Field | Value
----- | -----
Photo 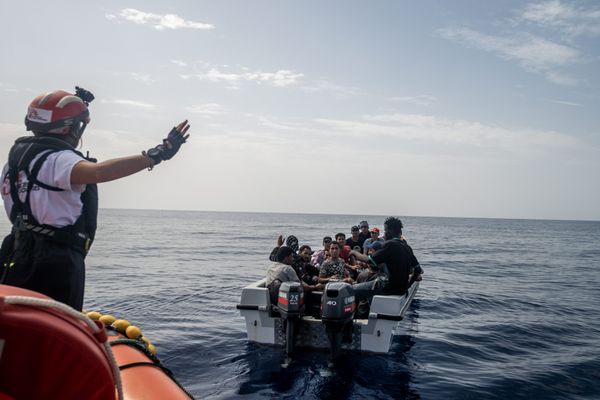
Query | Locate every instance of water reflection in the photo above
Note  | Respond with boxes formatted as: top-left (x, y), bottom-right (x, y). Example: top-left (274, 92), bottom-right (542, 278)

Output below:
top-left (236, 329), bottom-right (420, 399)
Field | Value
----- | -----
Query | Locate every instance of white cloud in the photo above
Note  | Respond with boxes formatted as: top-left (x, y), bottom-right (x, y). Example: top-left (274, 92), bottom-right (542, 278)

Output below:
top-left (438, 27), bottom-right (580, 85)
top-left (108, 8), bottom-right (215, 31)
top-left (171, 60), bottom-right (188, 67)
top-left (185, 103), bottom-right (226, 116)
top-left (301, 80), bottom-right (359, 99)
top-left (130, 73), bottom-right (154, 84)
top-left (184, 66), bottom-right (303, 88)
top-left (103, 99), bottom-right (157, 109)
top-left (548, 99), bottom-right (581, 107)
top-left (520, 0), bottom-right (600, 38)
top-left (390, 95), bottom-right (437, 106)
top-left (315, 113), bottom-right (580, 151)
top-left (439, 28), bottom-right (579, 69)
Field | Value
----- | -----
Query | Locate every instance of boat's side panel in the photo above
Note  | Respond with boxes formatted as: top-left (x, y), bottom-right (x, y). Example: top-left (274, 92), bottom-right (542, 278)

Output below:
top-left (238, 279), bottom-right (276, 344)
top-left (360, 283), bottom-right (420, 353)
top-left (240, 309), bottom-right (276, 344)
top-left (360, 319), bottom-right (397, 353)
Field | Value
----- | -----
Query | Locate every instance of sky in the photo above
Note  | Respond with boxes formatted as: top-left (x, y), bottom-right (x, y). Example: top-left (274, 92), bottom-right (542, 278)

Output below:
top-left (0, 0), bottom-right (599, 221)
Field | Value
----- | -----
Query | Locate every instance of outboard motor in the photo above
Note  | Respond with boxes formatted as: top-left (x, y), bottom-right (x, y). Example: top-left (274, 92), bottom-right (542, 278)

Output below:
top-left (275, 281), bottom-right (305, 354)
top-left (321, 282), bottom-right (355, 359)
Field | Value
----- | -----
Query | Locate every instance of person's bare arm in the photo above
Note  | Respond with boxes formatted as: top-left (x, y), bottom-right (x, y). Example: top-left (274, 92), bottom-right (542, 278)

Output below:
top-left (71, 155), bottom-right (153, 184)
top-left (71, 120), bottom-right (190, 185)
top-left (350, 250), bottom-right (369, 263)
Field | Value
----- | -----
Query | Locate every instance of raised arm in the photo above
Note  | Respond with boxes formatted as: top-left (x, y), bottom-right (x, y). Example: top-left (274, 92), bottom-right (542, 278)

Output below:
top-left (71, 120), bottom-right (190, 185)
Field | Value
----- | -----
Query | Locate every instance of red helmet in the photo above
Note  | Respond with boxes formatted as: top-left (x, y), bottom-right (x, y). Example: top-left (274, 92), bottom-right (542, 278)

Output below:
top-left (25, 89), bottom-right (91, 135)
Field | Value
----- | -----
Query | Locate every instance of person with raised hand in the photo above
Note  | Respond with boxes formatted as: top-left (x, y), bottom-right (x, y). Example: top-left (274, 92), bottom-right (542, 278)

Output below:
top-left (0, 87), bottom-right (190, 310)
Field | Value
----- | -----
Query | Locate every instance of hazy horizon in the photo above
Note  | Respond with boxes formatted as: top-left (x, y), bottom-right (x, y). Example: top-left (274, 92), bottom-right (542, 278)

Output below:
top-left (1, 1), bottom-right (598, 221)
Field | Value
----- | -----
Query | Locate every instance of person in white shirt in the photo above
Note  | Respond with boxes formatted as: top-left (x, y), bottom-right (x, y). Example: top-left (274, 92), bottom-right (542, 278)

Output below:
top-left (0, 87), bottom-right (190, 310)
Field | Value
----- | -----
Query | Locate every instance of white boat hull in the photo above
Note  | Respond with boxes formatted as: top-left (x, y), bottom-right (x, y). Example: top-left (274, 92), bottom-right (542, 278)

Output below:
top-left (237, 279), bottom-right (419, 353)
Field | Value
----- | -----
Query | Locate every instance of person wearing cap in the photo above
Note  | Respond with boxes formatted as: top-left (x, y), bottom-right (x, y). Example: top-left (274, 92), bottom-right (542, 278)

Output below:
top-left (354, 240), bottom-right (387, 318)
top-left (0, 87), bottom-right (190, 310)
top-left (362, 227), bottom-right (385, 255)
top-left (345, 225), bottom-right (363, 253)
top-left (310, 236), bottom-right (332, 269)
top-left (358, 221), bottom-right (370, 246)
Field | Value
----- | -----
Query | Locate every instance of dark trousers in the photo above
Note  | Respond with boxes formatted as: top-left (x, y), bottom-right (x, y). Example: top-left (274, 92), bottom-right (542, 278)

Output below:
top-left (1, 234), bottom-right (85, 310)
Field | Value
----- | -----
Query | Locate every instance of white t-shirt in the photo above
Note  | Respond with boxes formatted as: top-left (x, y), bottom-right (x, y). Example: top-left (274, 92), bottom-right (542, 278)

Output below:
top-left (1, 150), bottom-right (86, 227)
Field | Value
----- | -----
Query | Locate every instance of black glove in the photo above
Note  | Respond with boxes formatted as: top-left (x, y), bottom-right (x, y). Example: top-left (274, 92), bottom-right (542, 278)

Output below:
top-left (146, 128), bottom-right (188, 165)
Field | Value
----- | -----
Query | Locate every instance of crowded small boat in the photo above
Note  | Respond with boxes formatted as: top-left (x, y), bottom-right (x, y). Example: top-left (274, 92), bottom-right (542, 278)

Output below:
top-left (237, 218), bottom-right (423, 357)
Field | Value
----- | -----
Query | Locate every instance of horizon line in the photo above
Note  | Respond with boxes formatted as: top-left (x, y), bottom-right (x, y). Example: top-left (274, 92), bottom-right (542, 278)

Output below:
top-left (96, 206), bottom-right (600, 224)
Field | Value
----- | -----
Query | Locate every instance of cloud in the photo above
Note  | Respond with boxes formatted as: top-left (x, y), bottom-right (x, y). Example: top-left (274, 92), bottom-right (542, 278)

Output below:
top-left (107, 8), bottom-right (215, 31)
top-left (171, 60), bottom-right (188, 67)
top-left (301, 80), bottom-right (359, 99)
top-left (103, 99), bottom-right (157, 109)
top-left (186, 103), bottom-right (226, 116)
top-left (182, 65), bottom-right (304, 88)
top-left (315, 113), bottom-right (580, 151)
top-left (519, 0), bottom-right (600, 38)
top-left (548, 99), bottom-right (581, 107)
top-left (438, 27), bottom-right (580, 85)
top-left (130, 73), bottom-right (154, 84)
top-left (436, 1), bottom-right (600, 86)
top-left (390, 95), bottom-right (437, 106)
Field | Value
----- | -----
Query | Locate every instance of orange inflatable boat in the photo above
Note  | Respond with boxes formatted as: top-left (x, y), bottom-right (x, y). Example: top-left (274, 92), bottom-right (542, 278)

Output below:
top-left (0, 285), bottom-right (193, 400)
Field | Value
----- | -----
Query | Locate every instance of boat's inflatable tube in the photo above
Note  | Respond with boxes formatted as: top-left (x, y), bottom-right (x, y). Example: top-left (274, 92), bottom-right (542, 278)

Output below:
top-left (108, 333), bottom-right (191, 400)
top-left (0, 284), bottom-right (192, 400)
top-left (0, 285), bottom-right (116, 400)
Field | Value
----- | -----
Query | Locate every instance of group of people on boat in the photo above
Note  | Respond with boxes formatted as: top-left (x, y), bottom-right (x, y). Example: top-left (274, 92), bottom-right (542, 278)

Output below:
top-left (265, 218), bottom-right (423, 318)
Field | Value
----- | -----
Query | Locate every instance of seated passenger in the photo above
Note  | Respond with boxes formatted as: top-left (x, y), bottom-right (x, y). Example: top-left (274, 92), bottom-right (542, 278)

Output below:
top-left (269, 235), bottom-right (319, 285)
top-left (362, 227), bottom-right (385, 255)
top-left (298, 245), bottom-right (320, 283)
top-left (345, 226), bottom-right (363, 253)
top-left (319, 242), bottom-right (353, 284)
top-left (266, 246), bottom-right (323, 306)
top-left (311, 236), bottom-right (332, 269)
top-left (335, 232), bottom-right (352, 262)
top-left (354, 241), bottom-right (386, 318)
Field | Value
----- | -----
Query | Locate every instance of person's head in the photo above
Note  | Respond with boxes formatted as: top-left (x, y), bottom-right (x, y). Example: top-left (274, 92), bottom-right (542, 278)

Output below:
top-left (329, 241), bottom-right (340, 259)
top-left (285, 235), bottom-right (299, 253)
top-left (359, 221), bottom-right (369, 235)
top-left (367, 240), bottom-right (383, 255)
top-left (370, 227), bottom-right (380, 240)
top-left (298, 245), bottom-right (312, 261)
top-left (383, 217), bottom-right (403, 240)
top-left (322, 236), bottom-right (332, 250)
top-left (276, 246), bottom-right (295, 264)
top-left (25, 87), bottom-right (94, 148)
top-left (335, 233), bottom-right (345, 247)
top-left (351, 225), bottom-right (359, 239)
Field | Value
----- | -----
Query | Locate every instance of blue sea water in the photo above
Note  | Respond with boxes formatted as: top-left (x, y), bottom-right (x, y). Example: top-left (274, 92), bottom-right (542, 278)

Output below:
top-left (2, 210), bottom-right (599, 399)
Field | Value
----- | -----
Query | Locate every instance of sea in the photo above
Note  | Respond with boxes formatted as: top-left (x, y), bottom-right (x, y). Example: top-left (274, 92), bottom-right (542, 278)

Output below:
top-left (2, 209), bottom-right (599, 399)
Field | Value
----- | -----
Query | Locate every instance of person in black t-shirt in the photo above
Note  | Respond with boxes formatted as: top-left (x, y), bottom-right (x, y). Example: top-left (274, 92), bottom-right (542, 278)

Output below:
top-left (350, 216), bottom-right (423, 297)
top-left (345, 225), bottom-right (363, 253)
top-left (358, 220), bottom-right (370, 246)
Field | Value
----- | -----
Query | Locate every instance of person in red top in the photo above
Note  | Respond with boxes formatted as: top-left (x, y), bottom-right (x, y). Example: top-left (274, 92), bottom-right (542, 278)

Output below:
top-left (335, 232), bottom-right (352, 262)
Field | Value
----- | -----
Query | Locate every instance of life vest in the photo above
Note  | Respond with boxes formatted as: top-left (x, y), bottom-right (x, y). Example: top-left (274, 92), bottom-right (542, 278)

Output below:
top-left (3, 136), bottom-right (98, 255)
